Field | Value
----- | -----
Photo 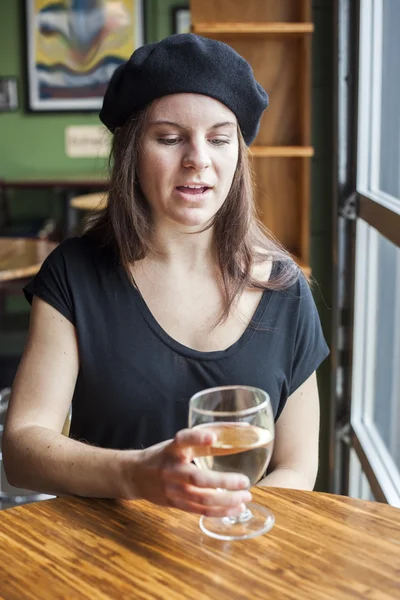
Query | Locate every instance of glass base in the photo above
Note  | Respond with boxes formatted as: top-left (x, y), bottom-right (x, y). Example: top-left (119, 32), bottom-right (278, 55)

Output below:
top-left (199, 502), bottom-right (275, 541)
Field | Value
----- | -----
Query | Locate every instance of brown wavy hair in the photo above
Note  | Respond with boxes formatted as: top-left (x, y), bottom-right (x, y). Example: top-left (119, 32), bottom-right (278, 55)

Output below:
top-left (85, 103), bottom-right (301, 324)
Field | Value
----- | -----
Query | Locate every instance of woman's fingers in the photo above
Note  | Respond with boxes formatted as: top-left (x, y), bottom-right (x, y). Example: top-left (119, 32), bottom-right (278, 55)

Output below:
top-left (171, 428), bottom-right (216, 458)
top-left (170, 496), bottom-right (248, 518)
top-left (166, 482), bottom-right (252, 508)
top-left (174, 427), bottom-right (215, 445)
top-left (168, 427), bottom-right (219, 462)
top-left (163, 463), bottom-right (250, 490)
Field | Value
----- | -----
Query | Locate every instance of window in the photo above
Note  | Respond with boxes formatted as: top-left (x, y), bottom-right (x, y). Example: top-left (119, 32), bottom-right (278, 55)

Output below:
top-left (358, 0), bottom-right (400, 213)
top-left (352, 220), bottom-right (400, 506)
top-left (349, 449), bottom-right (376, 502)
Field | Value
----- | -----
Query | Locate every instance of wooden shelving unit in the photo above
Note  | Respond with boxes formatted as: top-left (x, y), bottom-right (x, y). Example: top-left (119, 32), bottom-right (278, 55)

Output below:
top-left (190, 0), bottom-right (314, 272)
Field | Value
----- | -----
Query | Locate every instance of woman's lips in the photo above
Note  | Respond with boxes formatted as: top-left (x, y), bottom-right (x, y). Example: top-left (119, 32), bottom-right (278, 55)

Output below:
top-left (175, 186), bottom-right (212, 202)
top-left (176, 186), bottom-right (210, 195)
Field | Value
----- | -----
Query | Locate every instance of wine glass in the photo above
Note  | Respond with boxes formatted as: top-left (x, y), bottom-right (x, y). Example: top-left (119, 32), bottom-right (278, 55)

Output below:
top-left (189, 385), bottom-right (275, 541)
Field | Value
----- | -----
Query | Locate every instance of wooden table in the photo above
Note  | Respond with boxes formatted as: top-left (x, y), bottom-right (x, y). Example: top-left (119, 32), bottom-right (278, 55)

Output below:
top-left (69, 192), bottom-right (108, 211)
top-left (0, 488), bottom-right (399, 599)
top-left (0, 238), bottom-right (57, 282)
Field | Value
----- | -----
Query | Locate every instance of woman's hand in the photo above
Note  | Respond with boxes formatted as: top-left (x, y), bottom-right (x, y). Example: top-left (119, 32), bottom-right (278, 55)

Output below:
top-left (125, 428), bottom-right (252, 517)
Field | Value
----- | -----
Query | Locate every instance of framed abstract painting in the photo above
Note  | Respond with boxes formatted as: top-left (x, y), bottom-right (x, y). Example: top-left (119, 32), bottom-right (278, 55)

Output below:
top-left (25, 0), bottom-right (145, 112)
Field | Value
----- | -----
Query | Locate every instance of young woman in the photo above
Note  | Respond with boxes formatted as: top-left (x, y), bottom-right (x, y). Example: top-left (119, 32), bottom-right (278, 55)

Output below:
top-left (3, 34), bottom-right (329, 518)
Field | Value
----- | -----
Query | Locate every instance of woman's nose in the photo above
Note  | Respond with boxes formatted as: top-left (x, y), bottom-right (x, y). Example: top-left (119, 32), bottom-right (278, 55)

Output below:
top-left (182, 141), bottom-right (211, 170)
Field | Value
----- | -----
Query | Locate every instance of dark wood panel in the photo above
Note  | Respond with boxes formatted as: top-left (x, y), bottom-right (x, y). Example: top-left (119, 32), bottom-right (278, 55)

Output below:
top-left (252, 157), bottom-right (303, 256)
top-left (359, 194), bottom-right (400, 248)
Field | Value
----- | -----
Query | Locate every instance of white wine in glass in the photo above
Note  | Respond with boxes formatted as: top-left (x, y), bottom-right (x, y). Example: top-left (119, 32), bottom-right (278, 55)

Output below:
top-left (189, 385), bottom-right (275, 541)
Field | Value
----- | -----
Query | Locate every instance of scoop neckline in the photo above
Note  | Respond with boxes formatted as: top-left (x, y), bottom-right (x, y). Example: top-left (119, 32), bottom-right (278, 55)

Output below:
top-left (126, 262), bottom-right (279, 362)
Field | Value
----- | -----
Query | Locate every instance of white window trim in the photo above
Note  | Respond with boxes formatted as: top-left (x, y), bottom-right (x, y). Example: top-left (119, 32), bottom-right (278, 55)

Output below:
top-left (351, 219), bottom-right (400, 507)
top-left (391, 257), bottom-right (400, 458)
top-left (369, 0), bottom-right (383, 193)
top-left (363, 420), bottom-right (400, 493)
top-left (357, 0), bottom-right (374, 192)
top-left (352, 420), bottom-right (400, 507)
top-left (357, 0), bottom-right (400, 211)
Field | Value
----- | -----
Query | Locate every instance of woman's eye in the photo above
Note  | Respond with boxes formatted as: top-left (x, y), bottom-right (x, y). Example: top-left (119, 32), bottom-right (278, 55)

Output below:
top-left (210, 138), bottom-right (229, 146)
top-left (157, 137), bottom-right (229, 146)
top-left (158, 138), bottom-right (180, 145)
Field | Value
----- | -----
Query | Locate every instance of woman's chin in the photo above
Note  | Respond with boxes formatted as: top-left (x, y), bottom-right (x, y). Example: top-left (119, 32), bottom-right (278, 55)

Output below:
top-left (170, 209), bottom-right (214, 229)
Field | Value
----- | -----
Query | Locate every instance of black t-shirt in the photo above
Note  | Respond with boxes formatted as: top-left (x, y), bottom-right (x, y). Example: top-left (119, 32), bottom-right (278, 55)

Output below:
top-left (24, 236), bottom-right (329, 451)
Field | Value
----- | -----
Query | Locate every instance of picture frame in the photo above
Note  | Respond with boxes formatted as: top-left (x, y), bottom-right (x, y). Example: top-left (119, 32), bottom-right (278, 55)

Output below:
top-left (24, 0), bottom-right (145, 113)
top-left (0, 77), bottom-right (19, 112)
top-left (171, 6), bottom-right (191, 35)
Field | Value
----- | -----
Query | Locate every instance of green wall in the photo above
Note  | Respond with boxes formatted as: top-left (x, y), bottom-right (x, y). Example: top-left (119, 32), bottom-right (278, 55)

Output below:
top-left (0, 1), bottom-right (100, 179)
top-left (147, 0), bottom-right (188, 41)
top-left (0, 0), bottom-right (188, 221)
top-left (0, 0), bottom-right (187, 180)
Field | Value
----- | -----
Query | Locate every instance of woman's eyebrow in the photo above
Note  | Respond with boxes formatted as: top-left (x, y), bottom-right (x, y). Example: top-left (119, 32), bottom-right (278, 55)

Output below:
top-left (148, 120), bottom-right (236, 131)
top-left (148, 120), bottom-right (187, 129)
top-left (208, 121), bottom-right (236, 131)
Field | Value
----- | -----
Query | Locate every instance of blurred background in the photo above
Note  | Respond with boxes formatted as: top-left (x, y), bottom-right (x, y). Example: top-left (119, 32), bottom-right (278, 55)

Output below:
top-left (0, 0), bottom-right (399, 509)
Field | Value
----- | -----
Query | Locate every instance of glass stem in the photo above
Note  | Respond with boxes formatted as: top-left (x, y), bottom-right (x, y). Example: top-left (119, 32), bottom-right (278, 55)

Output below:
top-left (226, 507), bottom-right (253, 524)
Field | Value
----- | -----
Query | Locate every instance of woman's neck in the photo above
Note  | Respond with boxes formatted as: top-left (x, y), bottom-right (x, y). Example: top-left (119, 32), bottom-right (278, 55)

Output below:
top-left (146, 221), bottom-right (217, 271)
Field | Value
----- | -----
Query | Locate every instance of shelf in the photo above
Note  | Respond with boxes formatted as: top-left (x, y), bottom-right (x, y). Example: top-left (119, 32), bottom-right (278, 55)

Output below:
top-left (191, 0), bottom-right (314, 273)
top-left (250, 147), bottom-right (314, 158)
top-left (193, 22), bottom-right (314, 36)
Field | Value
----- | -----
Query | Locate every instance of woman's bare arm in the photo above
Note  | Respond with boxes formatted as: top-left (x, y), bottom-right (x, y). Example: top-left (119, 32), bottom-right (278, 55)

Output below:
top-left (259, 371), bottom-right (320, 490)
top-left (2, 296), bottom-right (131, 498)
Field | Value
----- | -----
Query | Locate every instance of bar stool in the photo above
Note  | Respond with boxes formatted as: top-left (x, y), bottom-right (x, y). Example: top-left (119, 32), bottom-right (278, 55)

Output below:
top-left (69, 192), bottom-right (107, 212)
top-left (67, 193), bottom-right (108, 236)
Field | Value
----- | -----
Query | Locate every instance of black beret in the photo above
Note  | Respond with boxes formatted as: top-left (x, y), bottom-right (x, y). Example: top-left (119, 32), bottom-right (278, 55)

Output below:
top-left (99, 33), bottom-right (269, 146)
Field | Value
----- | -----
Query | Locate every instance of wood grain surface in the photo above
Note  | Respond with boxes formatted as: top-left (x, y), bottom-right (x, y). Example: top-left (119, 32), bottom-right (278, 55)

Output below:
top-left (0, 239), bottom-right (57, 282)
top-left (193, 23), bottom-right (314, 35)
top-left (190, 0), bottom-right (304, 23)
top-left (0, 487), bottom-right (399, 600)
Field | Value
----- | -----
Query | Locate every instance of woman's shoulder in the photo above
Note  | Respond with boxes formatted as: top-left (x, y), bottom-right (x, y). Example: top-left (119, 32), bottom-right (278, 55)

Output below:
top-left (251, 253), bottom-right (273, 283)
top-left (251, 247), bottom-right (303, 293)
top-left (45, 234), bottom-right (113, 266)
